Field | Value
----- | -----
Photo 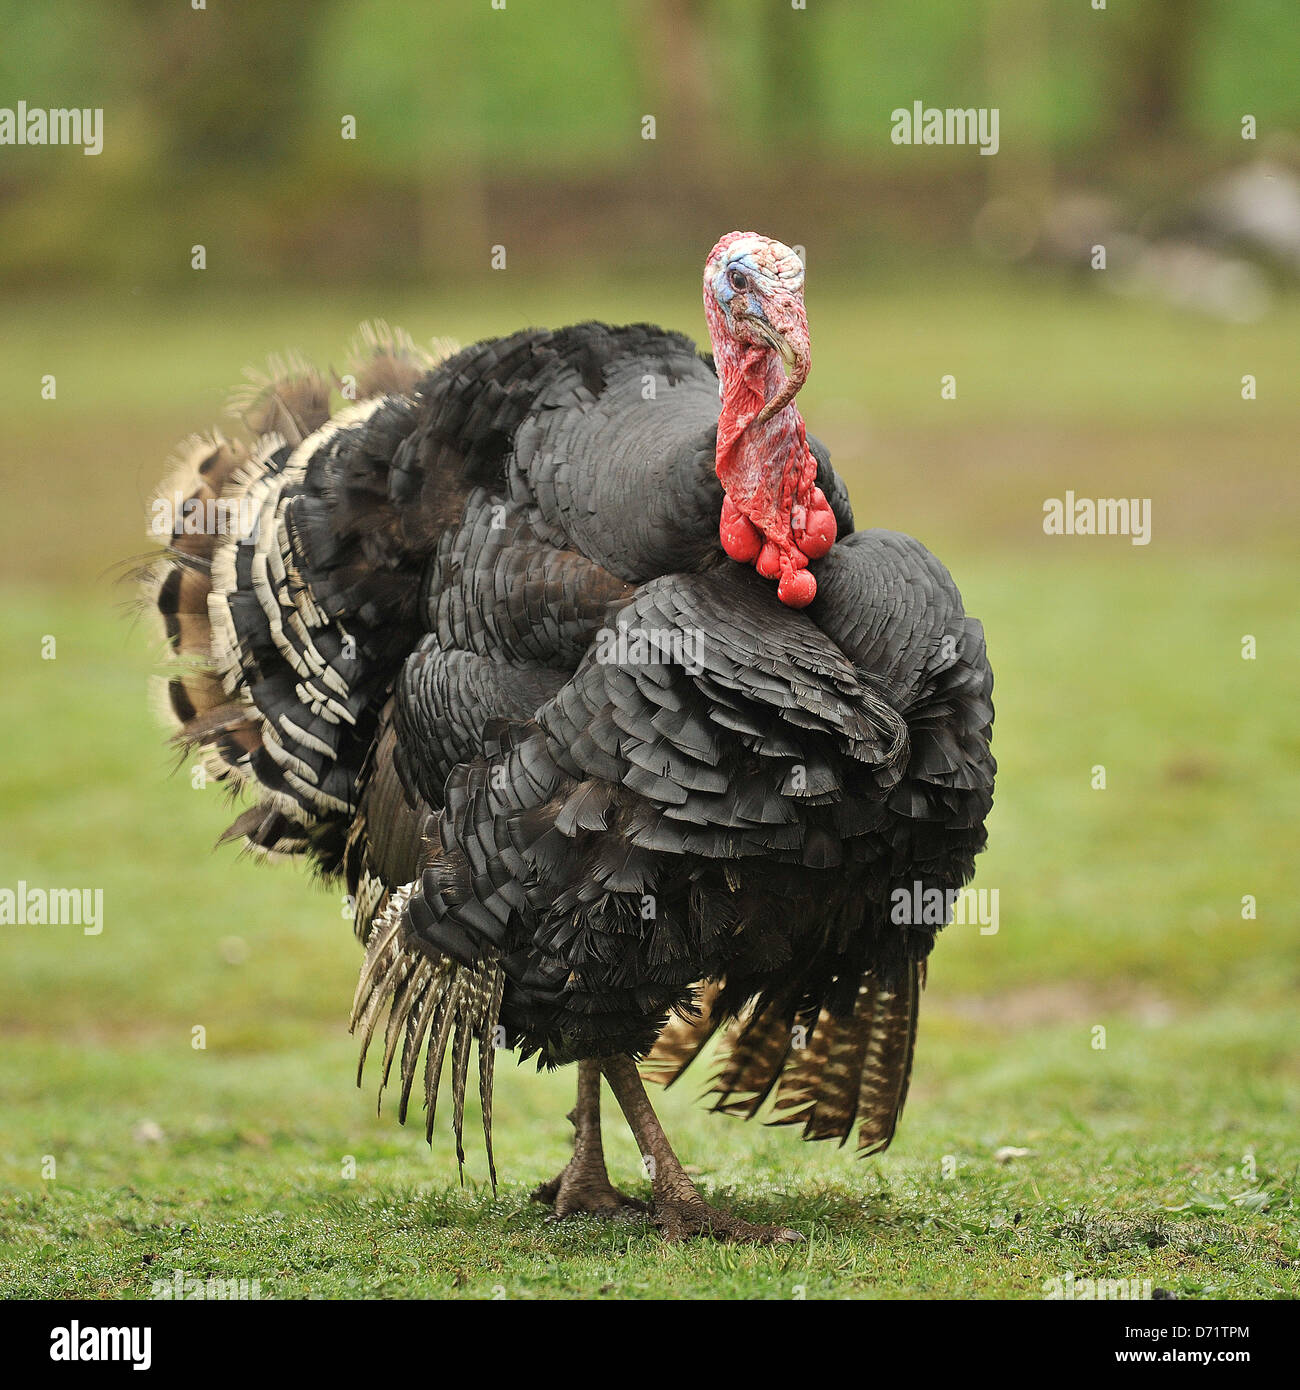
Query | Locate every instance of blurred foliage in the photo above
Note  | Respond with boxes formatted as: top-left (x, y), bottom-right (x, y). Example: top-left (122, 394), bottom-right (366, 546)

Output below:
top-left (0, 0), bottom-right (1297, 287)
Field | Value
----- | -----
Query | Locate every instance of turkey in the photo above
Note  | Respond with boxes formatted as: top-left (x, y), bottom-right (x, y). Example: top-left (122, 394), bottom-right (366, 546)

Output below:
top-left (140, 232), bottom-right (995, 1243)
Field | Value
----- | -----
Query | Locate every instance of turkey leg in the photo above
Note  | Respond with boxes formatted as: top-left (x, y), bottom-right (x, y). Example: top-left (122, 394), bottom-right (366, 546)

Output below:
top-left (531, 1058), bottom-right (647, 1219)
top-left (600, 1054), bottom-right (803, 1244)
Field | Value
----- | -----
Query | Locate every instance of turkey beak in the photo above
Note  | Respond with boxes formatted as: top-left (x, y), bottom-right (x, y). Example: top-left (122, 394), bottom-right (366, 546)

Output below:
top-left (748, 294), bottom-right (811, 424)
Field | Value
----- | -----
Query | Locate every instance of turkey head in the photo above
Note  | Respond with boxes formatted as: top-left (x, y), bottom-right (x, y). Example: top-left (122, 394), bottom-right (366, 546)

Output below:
top-left (703, 230), bottom-right (837, 609)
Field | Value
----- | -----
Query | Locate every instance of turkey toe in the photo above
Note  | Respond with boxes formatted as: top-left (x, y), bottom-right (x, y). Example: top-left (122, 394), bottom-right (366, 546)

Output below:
top-left (651, 1197), bottom-right (803, 1245)
top-left (532, 1166), bottom-right (648, 1220)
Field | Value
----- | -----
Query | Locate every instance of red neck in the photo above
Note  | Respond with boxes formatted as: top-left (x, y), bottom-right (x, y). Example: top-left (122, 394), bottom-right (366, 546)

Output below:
top-left (716, 348), bottom-right (816, 534)
top-left (710, 334), bottom-right (836, 607)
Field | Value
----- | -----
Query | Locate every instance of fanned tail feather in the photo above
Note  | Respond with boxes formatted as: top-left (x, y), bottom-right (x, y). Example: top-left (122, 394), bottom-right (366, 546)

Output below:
top-left (140, 329), bottom-right (458, 871)
top-left (341, 320), bottom-right (458, 401)
top-left (227, 353), bottom-right (331, 445)
top-left (141, 433), bottom-right (250, 736)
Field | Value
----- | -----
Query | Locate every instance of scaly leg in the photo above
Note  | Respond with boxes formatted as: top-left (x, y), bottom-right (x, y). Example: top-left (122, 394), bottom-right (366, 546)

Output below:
top-left (531, 1058), bottom-right (647, 1219)
top-left (600, 1054), bottom-right (803, 1244)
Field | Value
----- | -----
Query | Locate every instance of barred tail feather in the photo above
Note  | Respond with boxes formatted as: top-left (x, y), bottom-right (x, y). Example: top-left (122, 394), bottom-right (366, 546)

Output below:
top-left (706, 997), bottom-right (797, 1120)
top-left (142, 433), bottom-right (249, 735)
top-left (769, 962), bottom-right (922, 1153)
top-left (637, 979), bottom-right (723, 1087)
top-left (140, 330), bottom-right (459, 872)
top-left (642, 962), bottom-right (923, 1155)
top-left (850, 963), bottom-right (921, 1155)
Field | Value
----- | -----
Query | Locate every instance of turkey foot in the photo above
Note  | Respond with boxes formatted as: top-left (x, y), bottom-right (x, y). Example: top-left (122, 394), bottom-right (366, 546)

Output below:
top-left (650, 1194), bottom-right (802, 1245)
top-left (532, 1059), bottom-right (647, 1220)
top-left (531, 1164), bottom-right (647, 1220)
top-left (601, 1054), bottom-right (803, 1245)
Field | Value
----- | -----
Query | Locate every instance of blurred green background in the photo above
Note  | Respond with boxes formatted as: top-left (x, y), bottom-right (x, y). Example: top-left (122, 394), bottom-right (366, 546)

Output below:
top-left (2, 0), bottom-right (1300, 291)
top-left (0, 1), bottom-right (1296, 1298)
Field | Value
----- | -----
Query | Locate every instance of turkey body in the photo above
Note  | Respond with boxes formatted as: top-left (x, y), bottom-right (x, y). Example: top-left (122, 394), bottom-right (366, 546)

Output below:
top-left (146, 317), bottom-right (994, 1188)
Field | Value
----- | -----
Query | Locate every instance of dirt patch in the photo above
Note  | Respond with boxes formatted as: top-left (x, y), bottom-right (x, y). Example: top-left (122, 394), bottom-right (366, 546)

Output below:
top-left (933, 982), bottom-right (1177, 1029)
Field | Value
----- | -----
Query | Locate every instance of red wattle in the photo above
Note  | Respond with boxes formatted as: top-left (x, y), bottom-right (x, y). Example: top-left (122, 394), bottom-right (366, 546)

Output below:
top-left (796, 500), bottom-right (837, 560)
top-left (778, 568), bottom-right (817, 607)
top-left (719, 502), bottom-right (763, 563)
top-left (755, 541), bottom-right (782, 579)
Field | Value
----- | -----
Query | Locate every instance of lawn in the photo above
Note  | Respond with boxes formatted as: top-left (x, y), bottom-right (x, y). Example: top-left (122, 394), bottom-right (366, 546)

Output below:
top-left (0, 276), bottom-right (1296, 1298)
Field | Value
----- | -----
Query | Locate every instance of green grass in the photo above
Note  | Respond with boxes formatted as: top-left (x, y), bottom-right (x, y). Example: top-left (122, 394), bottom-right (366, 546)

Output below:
top-left (0, 279), bottom-right (1297, 1298)
top-left (1, 1016), bottom-right (1296, 1300)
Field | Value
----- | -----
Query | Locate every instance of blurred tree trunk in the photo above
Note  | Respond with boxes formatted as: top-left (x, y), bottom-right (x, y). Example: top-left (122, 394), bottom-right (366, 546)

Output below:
top-left (418, 55), bottom-right (489, 281)
top-left (759, 0), bottom-right (819, 158)
top-left (637, 0), bottom-right (719, 193)
top-left (1121, 0), bottom-right (1202, 139)
top-left (985, 0), bottom-right (1053, 208)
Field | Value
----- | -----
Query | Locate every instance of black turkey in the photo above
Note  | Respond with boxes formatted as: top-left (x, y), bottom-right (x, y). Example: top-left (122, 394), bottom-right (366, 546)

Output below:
top-left (141, 232), bottom-right (995, 1242)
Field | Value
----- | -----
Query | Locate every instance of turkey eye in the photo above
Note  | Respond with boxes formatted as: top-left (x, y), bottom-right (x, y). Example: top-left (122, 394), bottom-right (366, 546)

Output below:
top-left (728, 269), bottom-right (749, 293)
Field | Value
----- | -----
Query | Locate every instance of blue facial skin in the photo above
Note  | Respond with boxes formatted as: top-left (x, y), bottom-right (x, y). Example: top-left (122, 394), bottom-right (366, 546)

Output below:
top-left (714, 255), bottom-right (768, 326)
